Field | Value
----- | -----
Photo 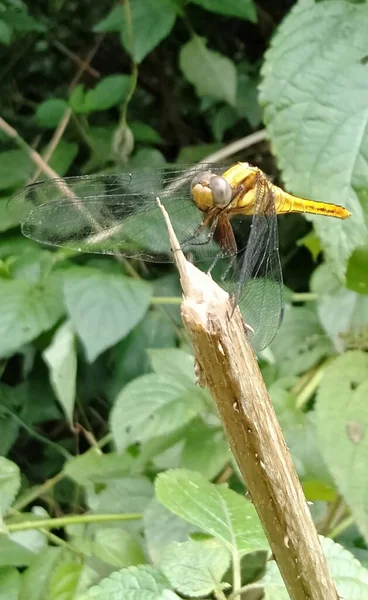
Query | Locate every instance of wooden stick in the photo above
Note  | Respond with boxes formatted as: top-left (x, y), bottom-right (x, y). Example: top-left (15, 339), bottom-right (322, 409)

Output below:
top-left (156, 197), bottom-right (339, 600)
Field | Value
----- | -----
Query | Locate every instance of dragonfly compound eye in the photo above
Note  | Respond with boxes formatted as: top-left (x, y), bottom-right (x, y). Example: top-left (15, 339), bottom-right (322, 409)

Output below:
top-left (191, 170), bottom-right (213, 189)
top-left (209, 176), bottom-right (232, 208)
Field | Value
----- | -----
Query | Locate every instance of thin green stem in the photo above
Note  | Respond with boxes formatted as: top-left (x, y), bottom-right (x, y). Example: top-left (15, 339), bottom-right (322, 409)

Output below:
top-left (7, 512), bottom-right (142, 533)
top-left (120, 0), bottom-right (138, 128)
top-left (231, 551), bottom-right (241, 600)
top-left (12, 472), bottom-right (65, 512)
top-left (329, 515), bottom-right (353, 540)
top-left (229, 582), bottom-right (264, 600)
top-left (291, 292), bottom-right (318, 303)
top-left (214, 589), bottom-right (228, 600)
top-left (151, 296), bottom-right (182, 305)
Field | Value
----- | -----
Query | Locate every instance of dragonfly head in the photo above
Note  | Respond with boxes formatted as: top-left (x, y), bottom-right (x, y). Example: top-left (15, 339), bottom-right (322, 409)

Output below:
top-left (191, 171), bottom-right (232, 212)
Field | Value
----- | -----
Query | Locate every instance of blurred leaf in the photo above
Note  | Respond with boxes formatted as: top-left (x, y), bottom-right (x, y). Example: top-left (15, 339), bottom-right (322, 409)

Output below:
top-left (35, 99), bottom-right (68, 128)
top-left (236, 73), bottom-right (262, 128)
top-left (0, 150), bottom-right (33, 191)
top-left (92, 528), bottom-right (145, 568)
top-left (0, 21), bottom-right (12, 45)
top-left (191, 0), bottom-right (256, 22)
top-left (81, 126), bottom-right (115, 173)
top-left (110, 371), bottom-right (205, 453)
top-left (78, 565), bottom-right (179, 600)
top-left (87, 475), bottom-right (153, 516)
top-left (1, 7), bottom-right (44, 34)
top-left (180, 36), bottom-right (237, 106)
top-left (42, 321), bottom-right (77, 426)
top-left (19, 547), bottom-right (62, 600)
top-left (49, 562), bottom-right (83, 600)
top-left (0, 196), bottom-right (19, 232)
top-left (46, 140), bottom-right (78, 176)
top-left (160, 538), bottom-right (231, 597)
top-left (297, 231), bottom-right (322, 261)
top-left (156, 469), bottom-right (269, 556)
top-left (0, 533), bottom-right (39, 567)
top-left (64, 450), bottom-right (137, 486)
top-left (63, 268), bottom-right (152, 362)
top-left (260, 0), bottom-right (368, 279)
top-left (149, 348), bottom-right (196, 382)
top-left (85, 75), bottom-right (131, 112)
top-left (0, 275), bottom-right (64, 358)
top-left (144, 499), bottom-right (195, 564)
top-left (176, 143), bottom-right (222, 163)
top-left (311, 263), bottom-right (368, 351)
top-left (346, 245), bottom-right (368, 294)
top-left (0, 567), bottom-right (20, 600)
top-left (211, 105), bottom-right (239, 141)
top-left (128, 147), bottom-right (166, 169)
top-left (0, 457), bottom-right (20, 515)
top-left (94, 2), bottom-right (177, 64)
top-left (130, 122), bottom-right (163, 144)
top-left (261, 536), bottom-right (368, 599)
top-left (316, 351), bottom-right (368, 540)
top-left (180, 420), bottom-right (231, 480)
top-left (270, 305), bottom-right (332, 375)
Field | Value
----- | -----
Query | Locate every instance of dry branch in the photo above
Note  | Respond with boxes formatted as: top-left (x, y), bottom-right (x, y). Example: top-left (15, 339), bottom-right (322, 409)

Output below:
top-left (156, 197), bottom-right (339, 600)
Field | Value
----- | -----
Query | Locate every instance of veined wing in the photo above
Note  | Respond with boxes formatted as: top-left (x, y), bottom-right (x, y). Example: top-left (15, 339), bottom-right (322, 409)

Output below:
top-left (229, 173), bottom-right (284, 351)
top-left (7, 164), bottom-right (228, 262)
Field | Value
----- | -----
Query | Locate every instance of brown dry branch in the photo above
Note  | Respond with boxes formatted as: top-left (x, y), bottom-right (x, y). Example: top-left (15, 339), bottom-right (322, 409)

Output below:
top-left (156, 197), bottom-right (339, 600)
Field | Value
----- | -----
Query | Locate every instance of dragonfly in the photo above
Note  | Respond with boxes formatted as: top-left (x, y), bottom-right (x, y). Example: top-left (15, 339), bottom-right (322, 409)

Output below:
top-left (8, 162), bottom-right (351, 350)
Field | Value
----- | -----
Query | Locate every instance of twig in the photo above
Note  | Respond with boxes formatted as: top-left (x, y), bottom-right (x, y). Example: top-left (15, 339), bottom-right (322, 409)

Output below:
top-left (156, 197), bottom-right (339, 600)
top-left (53, 39), bottom-right (100, 79)
top-left (6, 512), bottom-right (142, 532)
top-left (201, 129), bottom-right (267, 163)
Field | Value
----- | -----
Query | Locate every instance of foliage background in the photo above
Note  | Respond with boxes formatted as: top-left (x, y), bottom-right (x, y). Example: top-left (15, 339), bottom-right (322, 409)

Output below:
top-left (1, 0), bottom-right (368, 598)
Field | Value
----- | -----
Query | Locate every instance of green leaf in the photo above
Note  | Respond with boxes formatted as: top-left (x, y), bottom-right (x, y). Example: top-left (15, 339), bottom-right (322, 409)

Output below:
top-left (64, 450), bottom-right (137, 486)
top-left (270, 305), bottom-right (332, 375)
top-left (92, 528), bottom-right (145, 568)
top-left (78, 565), bottom-right (179, 600)
top-left (346, 245), bottom-right (368, 294)
top-left (0, 534), bottom-right (39, 567)
top-left (0, 150), bottom-right (33, 191)
top-left (311, 263), bottom-right (368, 351)
top-left (63, 268), bottom-right (152, 362)
top-left (180, 36), bottom-right (237, 106)
top-left (0, 567), bottom-right (20, 600)
top-left (35, 99), bottom-right (69, 128)
top-left (144, 499), bottom-right (195, 563)
top-left (211, 105), bottom-right (239, 142)
top-left (49, 562), bottom-right (83, 600)
top-left (0, 196), bottom-right (19, 232)
top-left (260, 0), bottom-right (368, 279)
top-left (0, 21), bottom-right (12, 45)
top-left (0, 275), bottom-right (65, 358)
top-left (181, 420), bottom-right (231, 480)
top-left (93, 5), bottom-right (123, 32)
top-left (176, 143), bottom-right (222, 164)
top-left (19, 547), bottom-right (63, 600)
top-left (191, 0), bottom-right (256, 22)
top-left (236, 72), bottom-right (262, 128)
top-left (261, 536), bottom-right (368, 599)
top-left (42, 321), bottom-right (77, 426)
top-left (85, 75), bottom-right (132, 112)
top-left (160, 538), bottom-right (230, 597)
top-left (316, 351), bottom-right (368, 540)
top-left (0, 457), bottom-right (20, 515)
top-left (111, 371), bottom-right (205, 453)
top-left (87, 475), bottom-right (153, 516)
top-left (47, 140), bottom-right (78, 176)
top-left (128, 147), bottom-right (166, 169)
top-left (156, 469), bottom-right (269, 556)
top-left (130, 122), bottom-right (163, 144)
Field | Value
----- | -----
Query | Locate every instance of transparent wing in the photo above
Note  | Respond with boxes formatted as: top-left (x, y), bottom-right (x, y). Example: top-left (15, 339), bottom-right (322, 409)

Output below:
top-left (7, 164), bottom-right (228, 262)
top-left (227, 175), bottom-right (284, 351)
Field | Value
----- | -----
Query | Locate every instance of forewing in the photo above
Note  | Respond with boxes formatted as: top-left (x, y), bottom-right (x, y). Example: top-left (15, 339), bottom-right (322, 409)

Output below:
top-left (229, 175), bottom-right (284, 350)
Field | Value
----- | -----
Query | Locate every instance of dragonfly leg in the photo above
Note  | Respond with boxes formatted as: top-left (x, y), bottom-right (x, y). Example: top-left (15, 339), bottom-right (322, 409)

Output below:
top-left (181, 212), bottom-right (218, 248)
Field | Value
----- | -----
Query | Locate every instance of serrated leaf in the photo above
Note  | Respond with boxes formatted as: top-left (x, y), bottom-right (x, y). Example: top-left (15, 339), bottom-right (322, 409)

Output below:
top-left (64, 450), bottom-right (136, 486)
top-left (43, 321), bottom-right (77, 425)
top-left (316, 351), bottom-right (368, 540)
top-left (0, 275), bottom-right (65, 358)
top-left (180, 36), bottom-right (237, 106)
top-left (191, 0), bottom-right (257, 22)
top-left (261, 536), bottom-right (368, 599)
top-left (181, 420), bottom-right (231, 480)
top-left (311, 263), bottom-right (368, 351)
top-left (0, 457), bottom-right (20, 515)
top-left (0, 567), bottom-right (20, 600)
top-left (160, 538), bottom-right (230, 597)
top-left (156, 469), bottom-right (269, 556)
top-left (78, 565), bottom-right (179, 600)
top-left (49, 562), bottom-right (83, 600)
top-left (270, 305), bottom-right (332, 375)
top-left (19, 547), bottom-right (62, 600)
top-left (92, 528), bottom-right (145, 568)
top-left (110, 372), bottom-right (204, 453)
top-left (260, 0), bottom-right (368, 279)
top-left (35, 99), bottom-right (69, 128)
top-left (63, 268), bottom-right (152, 362)
top-left (144, 499), bottom-right (195, 564)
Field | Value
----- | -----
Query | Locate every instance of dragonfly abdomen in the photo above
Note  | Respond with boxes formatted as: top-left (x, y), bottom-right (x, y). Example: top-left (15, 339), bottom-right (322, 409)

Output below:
top-left (275, 189), bottom-right (351, 220)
